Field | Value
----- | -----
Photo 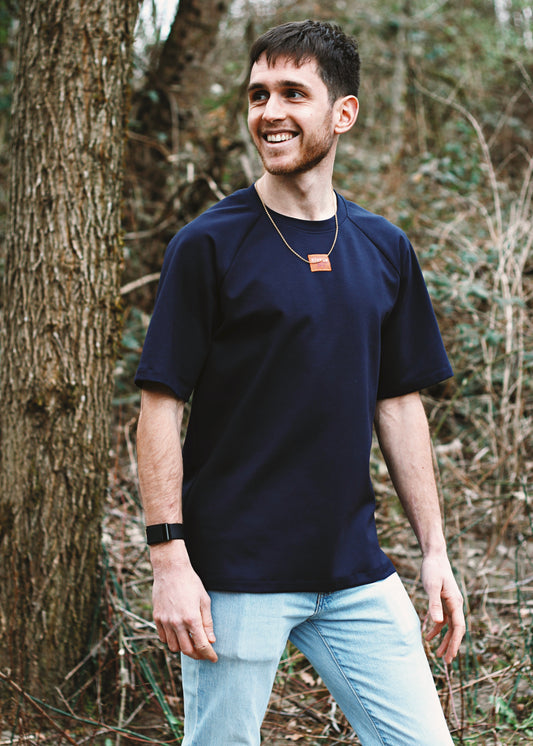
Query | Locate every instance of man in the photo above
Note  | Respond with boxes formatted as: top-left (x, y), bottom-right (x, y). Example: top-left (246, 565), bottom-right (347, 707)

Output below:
top-left (135, 19), bottom-right (465, 745)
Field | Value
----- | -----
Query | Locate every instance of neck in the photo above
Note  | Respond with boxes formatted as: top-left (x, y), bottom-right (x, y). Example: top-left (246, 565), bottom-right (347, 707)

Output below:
top-left (256, 172), bottom-right (336, 221)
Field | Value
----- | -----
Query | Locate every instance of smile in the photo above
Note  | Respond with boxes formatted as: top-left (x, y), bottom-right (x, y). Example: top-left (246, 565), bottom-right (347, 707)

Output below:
top-left (264, 132), bottom-right (296, 143)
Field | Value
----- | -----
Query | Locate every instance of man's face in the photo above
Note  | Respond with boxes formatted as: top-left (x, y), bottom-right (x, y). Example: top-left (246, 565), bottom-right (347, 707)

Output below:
top-left (247, 54), bottom-right (338, 176)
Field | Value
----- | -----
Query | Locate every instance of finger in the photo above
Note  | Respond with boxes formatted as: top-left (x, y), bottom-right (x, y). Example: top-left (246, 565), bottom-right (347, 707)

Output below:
top-left (427, 589), bottom-right (444, 625)
top-left (436, 624), bottom-right (453, 658)
top-left (425, 617), bottom-right (445, 643)
top-left (442, 615), bottom-right (466, 663)
top-left (424, 588), bottom-right (445, 642)
top-left (176, 627), bottom-right (199, 659)
top-left (177, 626), bottom-right (218, 662)
top-left (433, 615), bottom-right (465, 663)
top-left (200, 597), bottom-right (216, 644)
top-left (190, 630), bottom-right (218, 662)
top-left (159, 623), bottom-right (182, 653)
top-left (188, 623), bottom-right (218, 662)
top-left (443, 637), bottom-right (461, 664)
top-left (437, 596), bottom-right (465, 661)
top-left (155, 620), bottom-right (166, 645)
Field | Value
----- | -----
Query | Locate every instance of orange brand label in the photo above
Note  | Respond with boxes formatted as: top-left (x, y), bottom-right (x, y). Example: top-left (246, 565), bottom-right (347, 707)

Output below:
top-left (308, 254), bottom-right (332, 272)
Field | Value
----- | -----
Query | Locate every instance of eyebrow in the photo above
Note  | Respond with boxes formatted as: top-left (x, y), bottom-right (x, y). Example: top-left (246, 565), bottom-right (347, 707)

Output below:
top-left (247, 79), bottom-right (313, 94)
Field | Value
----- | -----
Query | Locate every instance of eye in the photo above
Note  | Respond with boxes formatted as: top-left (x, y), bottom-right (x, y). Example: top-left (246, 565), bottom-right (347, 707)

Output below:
top-left (285, 89), bottom-right (305, 100)
top-left (249, 90), bottom-right (268, 104)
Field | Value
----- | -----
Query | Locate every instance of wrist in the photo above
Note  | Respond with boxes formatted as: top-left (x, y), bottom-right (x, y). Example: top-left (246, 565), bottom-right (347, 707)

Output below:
top-left (421, 539), bottom-right (448, 558)
top-left (149, 538), bottom-right (191, 569)
top-left (417, 525), bottom-right (447, 557)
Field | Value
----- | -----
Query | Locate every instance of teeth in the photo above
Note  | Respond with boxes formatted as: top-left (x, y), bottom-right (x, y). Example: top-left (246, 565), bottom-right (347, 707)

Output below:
top-left (265, 133), bottom-right (294, 143)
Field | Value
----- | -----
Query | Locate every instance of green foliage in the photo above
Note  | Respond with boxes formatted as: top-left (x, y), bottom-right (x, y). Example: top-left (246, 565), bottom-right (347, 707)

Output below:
top-left (81, 0), bottom-right (533, 737)
top-left (494, 695), bottom-right (533, 736)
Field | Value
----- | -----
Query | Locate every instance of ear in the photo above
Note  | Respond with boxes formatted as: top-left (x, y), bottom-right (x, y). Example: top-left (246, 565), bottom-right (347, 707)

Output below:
top-left (333, 95), bottom-right (359, 134)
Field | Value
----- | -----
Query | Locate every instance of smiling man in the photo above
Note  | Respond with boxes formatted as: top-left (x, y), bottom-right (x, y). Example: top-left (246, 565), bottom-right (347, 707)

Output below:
top-left (248, 56), bottom-right (345, 176)
top-left (135, 20), bottom-right (465, 745)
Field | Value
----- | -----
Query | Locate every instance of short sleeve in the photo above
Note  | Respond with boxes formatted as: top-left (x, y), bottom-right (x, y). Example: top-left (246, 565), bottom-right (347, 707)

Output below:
top-left (377, 238), bottom-right (452, 399)
top-left (134, 228), bottom-right (220, 400)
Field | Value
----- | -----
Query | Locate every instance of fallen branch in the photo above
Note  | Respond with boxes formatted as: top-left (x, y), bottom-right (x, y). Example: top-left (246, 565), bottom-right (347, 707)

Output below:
top-left (0, 670), bottom-right (78, 745)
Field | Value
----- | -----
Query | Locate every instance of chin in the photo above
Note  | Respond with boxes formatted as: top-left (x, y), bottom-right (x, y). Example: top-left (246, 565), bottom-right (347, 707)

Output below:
top-left (259, 153), bottom-right (310, 176)
top-left (263, 160), bottom-right (322, 177)
top-left (260, 146), bottom-right (333, 177)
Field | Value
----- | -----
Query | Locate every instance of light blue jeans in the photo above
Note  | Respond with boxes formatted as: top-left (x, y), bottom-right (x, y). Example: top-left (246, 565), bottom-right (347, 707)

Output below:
top-left (181, 573), bottom-right (453, 745)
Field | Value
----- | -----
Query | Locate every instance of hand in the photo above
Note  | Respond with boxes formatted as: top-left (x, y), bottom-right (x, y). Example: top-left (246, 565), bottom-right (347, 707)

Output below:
top-left (421, 551), bottom-right (465, 664)
top-left (150, 544), bottom-right (218, 662)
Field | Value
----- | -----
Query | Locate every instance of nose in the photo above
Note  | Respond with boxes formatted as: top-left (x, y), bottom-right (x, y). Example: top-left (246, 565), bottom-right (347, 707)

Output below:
top-left (262, 94), bottom-right (285, 122)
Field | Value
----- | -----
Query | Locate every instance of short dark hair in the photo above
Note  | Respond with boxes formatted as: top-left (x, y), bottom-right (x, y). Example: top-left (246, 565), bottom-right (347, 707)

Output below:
top-left (248, 20), bottom-right (360, 102)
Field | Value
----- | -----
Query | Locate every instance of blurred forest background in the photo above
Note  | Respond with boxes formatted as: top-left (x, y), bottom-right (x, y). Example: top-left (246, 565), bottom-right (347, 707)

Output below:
top-left (0, 0), bottom-right (532, 743)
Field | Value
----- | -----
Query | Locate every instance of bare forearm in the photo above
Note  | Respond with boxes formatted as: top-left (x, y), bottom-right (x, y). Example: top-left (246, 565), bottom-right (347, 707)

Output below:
top-left (374, 391), bottom-right (465, 661)
top-left (137, 387), bottom-right (185, 524)
top-left (136, 386), bottom-right (217, 661)
top-left (136, 387), bottom-right (191, 567)
top-left (374, 392), bottom-right (445, 555)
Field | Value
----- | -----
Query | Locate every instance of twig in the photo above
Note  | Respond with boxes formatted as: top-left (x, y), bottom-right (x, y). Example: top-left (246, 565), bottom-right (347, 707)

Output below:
top-left (444, 663), bottom-right (461, 733)
top-left (120, 272), bottom-right (161, 296)
top-left (114, 605), bottom-right (157, 631)
top-left (414, 79), bottom-right (503, 237)
top-left (0, 667), bottom-right (178, 744)
top-left (123, 214), bottom-right (178, 242)
top-left (63, 621), bottom-right (121, 681)
top-left (0, 671), bottom-right (79, 746)
top-left (116, 627), bottom-right (127, 746)
top-left (204, 174), bottom-right (226, 201)
top-left (450, 661), bottom-right (523, 693)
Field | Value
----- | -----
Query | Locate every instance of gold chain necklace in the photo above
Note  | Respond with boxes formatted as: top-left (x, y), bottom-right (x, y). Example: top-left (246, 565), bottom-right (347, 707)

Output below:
top-left (255, 185), bottom-right (338, 272)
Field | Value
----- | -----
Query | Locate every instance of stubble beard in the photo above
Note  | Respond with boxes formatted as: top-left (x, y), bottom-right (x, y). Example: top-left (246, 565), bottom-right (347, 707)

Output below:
top-left (258, 115), bottom-right (336, 177)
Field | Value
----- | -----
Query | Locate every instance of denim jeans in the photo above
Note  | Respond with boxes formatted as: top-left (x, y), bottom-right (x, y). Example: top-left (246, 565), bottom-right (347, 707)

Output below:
top-left (181, 573), bottom-right (453, 745)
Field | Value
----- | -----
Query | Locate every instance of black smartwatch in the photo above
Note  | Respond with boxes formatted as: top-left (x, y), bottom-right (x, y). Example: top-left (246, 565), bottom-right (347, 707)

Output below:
top-left (146, 523), bottom-right (185, 545)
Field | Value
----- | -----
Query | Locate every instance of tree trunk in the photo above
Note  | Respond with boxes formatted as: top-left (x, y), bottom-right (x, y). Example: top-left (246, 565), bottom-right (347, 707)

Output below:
top-left (157, 0), bottom-right (228, 116)
top-left (123, 0), bottom-right (230, 291)
top-left (0, 0), bottom-right (138, 701)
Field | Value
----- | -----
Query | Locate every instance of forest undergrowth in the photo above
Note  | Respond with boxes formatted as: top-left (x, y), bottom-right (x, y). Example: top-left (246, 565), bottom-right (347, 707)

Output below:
top-left (2, 3), bottom-right (532, 742)
top-left (3, 151), bottom-right (532, 746)
top-left (3, 388), bottom-right (530, 745)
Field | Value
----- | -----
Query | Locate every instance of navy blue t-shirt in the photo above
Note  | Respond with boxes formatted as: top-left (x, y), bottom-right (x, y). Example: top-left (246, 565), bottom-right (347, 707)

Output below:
top-left (136, 185), bottom-right (452, 592)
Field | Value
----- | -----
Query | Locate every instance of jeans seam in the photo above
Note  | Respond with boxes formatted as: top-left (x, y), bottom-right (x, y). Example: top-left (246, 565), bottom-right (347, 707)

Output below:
top-left (309, 620), bottom-right (389, 746)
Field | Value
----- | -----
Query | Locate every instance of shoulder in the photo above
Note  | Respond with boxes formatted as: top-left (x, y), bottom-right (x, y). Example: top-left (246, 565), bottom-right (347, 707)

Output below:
top-left (163, 186), bottom-right (261, 272)
top-left (178, 186), bottom-right (260, 244)
top-left (340, 196), bottom-right (412, 270)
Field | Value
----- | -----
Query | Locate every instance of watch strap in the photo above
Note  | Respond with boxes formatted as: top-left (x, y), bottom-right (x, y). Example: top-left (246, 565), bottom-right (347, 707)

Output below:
top-left (146, 522), bottom-right (185, 545)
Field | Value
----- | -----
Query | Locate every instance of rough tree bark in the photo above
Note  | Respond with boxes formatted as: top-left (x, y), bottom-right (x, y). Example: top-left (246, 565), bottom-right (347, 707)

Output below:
top-left (0, 0), bottom-right (138, 700)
